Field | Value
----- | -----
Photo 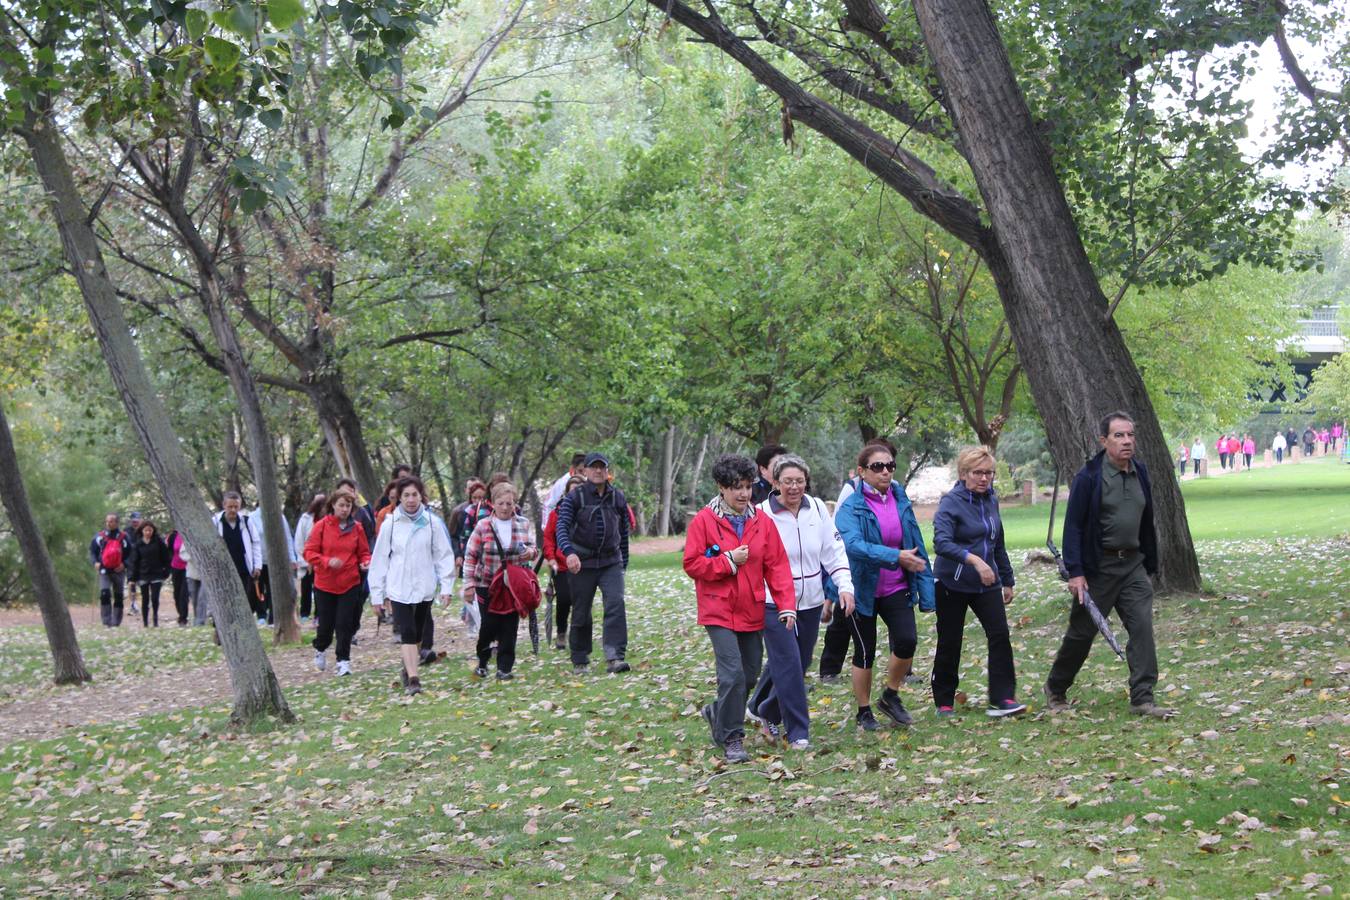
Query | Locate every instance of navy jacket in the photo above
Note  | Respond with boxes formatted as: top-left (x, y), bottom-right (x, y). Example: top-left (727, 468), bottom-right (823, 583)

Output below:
top-left (1062, 451), bottom-right (1157, 578)
top-left (931, 482), bottom-right (1014, 592)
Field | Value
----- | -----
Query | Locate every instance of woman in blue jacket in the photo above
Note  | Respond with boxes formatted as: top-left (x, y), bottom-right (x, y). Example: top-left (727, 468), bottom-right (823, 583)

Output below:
top-left (835, 443), bottom-right (934, 731)
top-left (930, 447), bottom-right (1025, 719)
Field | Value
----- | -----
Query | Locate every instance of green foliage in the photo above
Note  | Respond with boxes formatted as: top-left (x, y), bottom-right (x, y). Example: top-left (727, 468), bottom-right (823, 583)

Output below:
top-left (0, 396), bottom-right (114, 604)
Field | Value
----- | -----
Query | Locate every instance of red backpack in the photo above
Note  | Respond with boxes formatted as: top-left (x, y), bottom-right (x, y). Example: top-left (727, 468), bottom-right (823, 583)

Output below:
top-left (100, 532), bottom-right (124, 570)
top-left (488, 564), bottom-right (541, 617)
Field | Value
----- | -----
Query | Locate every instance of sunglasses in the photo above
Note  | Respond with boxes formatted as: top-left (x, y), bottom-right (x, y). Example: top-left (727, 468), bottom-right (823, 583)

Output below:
top-left (865, 461), bottom-right (897, 473)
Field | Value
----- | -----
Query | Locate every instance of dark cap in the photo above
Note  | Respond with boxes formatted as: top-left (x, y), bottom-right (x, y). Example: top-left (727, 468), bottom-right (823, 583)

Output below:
top-left (583, 452), bottom-right (610, 468)
top-left (128, 511), bottom-right (143, 519)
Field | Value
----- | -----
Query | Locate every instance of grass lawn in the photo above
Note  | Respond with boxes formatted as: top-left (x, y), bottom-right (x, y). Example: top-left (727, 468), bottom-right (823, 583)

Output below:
top-left (0, 467), bottom-right (1346, 896)
top-left (1000, 456), bottom-right (1350, 549)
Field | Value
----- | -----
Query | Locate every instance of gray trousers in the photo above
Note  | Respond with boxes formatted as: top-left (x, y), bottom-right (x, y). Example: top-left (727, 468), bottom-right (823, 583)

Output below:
top-left (704, 625), bottom-right (763, 746)
top-left (99, 571), bottom-right (125, 626)
top-left (189, 578), bottom-right (208, 625)
top-left (569, 563), bottom-right (627, 665)
top-left (1046, 555), bottom-right (1159, 705)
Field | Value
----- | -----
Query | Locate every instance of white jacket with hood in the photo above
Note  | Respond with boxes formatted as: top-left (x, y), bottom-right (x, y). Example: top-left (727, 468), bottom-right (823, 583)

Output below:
top-left (756, 493), bottom-right (854, 610)
top-left (367, 504), bottom-right (456, 605)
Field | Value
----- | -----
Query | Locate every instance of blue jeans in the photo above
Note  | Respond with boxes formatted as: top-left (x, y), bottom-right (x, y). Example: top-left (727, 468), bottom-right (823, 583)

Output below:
top-left (749, 604), bottom-right (823, 743)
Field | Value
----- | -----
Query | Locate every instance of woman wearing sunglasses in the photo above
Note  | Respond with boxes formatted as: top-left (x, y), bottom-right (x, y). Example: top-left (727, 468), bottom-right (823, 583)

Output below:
top-left (835, 443), bottom-right (935, 731)
top-left (930, 447), bottom-right (1025, 719)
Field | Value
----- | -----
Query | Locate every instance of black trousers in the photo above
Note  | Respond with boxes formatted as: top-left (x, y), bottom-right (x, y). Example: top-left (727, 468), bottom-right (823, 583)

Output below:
top-left (931, 583), bottom-right (1015, 707)
top-left (849, 591), bottom-right (917, 669)
top-left (171, 568), bottom-right (188, 623)
top-left (299, 570), bottom-right (315, 619)
top-left (817, 605), bottom-right (853, 677)
top-left (256, 565), bottom-right (274, 623)
top-left (313, 585), bottom-right (363, 662)
top-left (553, 570), bottom-right (574, 637)
top-left (476, 588), bottom-right (519, 673)
top-left (139, 581), bottom-right (163, 626)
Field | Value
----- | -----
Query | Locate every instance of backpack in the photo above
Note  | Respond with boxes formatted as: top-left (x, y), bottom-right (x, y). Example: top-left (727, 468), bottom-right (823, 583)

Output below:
top-left (100, 533), bottom-right (124, 570)
top-left (568, 486), bottom-right (624, 560)
top-left (486, 523), bottom-right (541, 616)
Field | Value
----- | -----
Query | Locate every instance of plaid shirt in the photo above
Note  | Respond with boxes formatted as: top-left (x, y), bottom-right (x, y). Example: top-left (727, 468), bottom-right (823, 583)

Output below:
top-left (463, 514), bottom-right (537, 596)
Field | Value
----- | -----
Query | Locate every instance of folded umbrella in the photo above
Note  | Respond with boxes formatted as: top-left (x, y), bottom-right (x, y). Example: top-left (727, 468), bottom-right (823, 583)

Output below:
top-left (1047, 539), bottom-right (1125, 661)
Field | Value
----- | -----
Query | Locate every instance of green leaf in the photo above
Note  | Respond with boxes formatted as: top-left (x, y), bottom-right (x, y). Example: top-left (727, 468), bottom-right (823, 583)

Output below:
top-left (267, 0), bottom-right (305, 30)
top-left (185, 9), bottom-right (208, 41)
top-left (203, 36), bottom-right (241, 70)
top-left (258, 108), bottom-right (283, 130)
top-left (240, 187), bottom-right (268, 214)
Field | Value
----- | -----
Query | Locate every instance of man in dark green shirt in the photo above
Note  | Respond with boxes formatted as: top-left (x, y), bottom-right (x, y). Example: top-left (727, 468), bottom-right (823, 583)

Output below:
top-left (1045, 412), bottom-right (1175, 719)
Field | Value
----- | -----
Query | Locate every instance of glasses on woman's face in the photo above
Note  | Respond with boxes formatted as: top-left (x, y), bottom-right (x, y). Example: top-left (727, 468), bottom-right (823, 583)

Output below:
top-left (778, 477), bottom-right (807, 487)
top-left (865, 461), bottom-right (897, 473)
top-left (969, 469), bottom-right (995, 478)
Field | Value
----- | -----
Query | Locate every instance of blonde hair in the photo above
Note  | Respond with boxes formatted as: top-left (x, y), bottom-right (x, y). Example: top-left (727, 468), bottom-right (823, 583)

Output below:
top-left (955, 446), bottom-right (996, 478)
top-left (490, 481), bottom-right (517, 503)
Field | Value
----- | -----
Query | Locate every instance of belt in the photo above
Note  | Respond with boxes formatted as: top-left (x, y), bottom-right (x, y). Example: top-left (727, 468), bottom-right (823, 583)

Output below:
top-left (1101, 547), bottom-right (1138, 559)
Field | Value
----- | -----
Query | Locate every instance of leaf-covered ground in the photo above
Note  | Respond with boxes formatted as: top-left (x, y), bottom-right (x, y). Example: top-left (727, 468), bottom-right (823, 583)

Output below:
top-left (1, 536), bottom-right (1346, 897)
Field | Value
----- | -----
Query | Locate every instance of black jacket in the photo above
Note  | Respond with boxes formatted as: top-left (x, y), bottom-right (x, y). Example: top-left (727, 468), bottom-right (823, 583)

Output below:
top-left (932, 482), bottom-right (1015, 592)
top-left (556, 482), bottom-right (630, 569)
top-left (127, 535), bottom-right (173, 583)
top-left (89, 529), bottom-right (132, 573)
top-left (1062, 451), bottom-right (1157, 579)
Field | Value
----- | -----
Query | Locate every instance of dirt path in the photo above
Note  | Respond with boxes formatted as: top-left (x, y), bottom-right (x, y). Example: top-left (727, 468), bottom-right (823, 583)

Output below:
top-left (0, 611), bottom-right (472, 745)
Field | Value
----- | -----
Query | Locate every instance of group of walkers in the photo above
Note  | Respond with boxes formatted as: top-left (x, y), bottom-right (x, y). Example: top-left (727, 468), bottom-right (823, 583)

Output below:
top-left (687, 411), bottom-right (1173, 762)
top-left (92, 409), bottom-right (1175, 764)
top-left (1180, 422), bottom-right (1343, 474)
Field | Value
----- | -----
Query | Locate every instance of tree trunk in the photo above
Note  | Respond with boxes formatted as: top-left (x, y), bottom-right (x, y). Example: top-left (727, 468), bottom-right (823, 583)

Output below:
top-left (23, 116), bottom-right (293, 725)
top-left (912, 0), bottom-right (1200, 592)
top-left (0, 399), bottom-right (91, 685)
top-left (657, 424), bottom-right (676, 537)
top-left (686, 432), bottom-right (710, 505)
top-left (310, 376), bottom-right (382, 504)
top-left (224, 418), bottom-right (241, 493)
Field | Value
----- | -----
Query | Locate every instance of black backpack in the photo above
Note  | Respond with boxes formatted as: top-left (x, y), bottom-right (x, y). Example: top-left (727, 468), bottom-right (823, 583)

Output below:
top-left (568, 486), bottom-right (625, 559)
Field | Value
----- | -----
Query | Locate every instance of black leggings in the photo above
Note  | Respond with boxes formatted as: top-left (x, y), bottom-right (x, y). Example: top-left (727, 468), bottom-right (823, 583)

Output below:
top-left (476, 588), bottom-right (519, 673)
top-left (849, 591), bottom-right (917, 669)
top-left (313, 585), bottom-right (363, 662)
top-left (553, 570), bottom-right (573, 636)
top-left (299, 570), bottom-right (315, 619)
top-left (139, 581), bottom-right (163, 626)
top-left (171, 568), bottom-right (188, 623)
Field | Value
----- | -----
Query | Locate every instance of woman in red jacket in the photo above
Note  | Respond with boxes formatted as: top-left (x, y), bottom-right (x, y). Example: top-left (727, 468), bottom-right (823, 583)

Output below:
top-left (543, 475), bottom-right (584, 650)
top-left (304, 488), bottom-right (372, 676)
top-left (683, 454), bottom-right (796, 764)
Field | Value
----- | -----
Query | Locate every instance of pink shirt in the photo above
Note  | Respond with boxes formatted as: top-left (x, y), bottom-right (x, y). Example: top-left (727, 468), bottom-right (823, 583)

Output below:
top-left (862, 483), bottom-right (908, 598)
top-left (1242, 439), bottom-right (1255, 454)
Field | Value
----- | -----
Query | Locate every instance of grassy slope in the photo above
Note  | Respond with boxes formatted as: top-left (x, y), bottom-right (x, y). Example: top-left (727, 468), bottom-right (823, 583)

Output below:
top-left (0, 464), bottom-right (1347, 897)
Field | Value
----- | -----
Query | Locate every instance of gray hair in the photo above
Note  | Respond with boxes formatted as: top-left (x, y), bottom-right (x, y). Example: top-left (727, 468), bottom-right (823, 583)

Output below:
top-left (772, 454), bottom-right (810, 481)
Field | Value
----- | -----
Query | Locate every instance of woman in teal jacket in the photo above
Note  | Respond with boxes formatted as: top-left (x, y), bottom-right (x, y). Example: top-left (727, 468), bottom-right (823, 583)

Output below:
top-left (835, 443), bottom-right (934, 732)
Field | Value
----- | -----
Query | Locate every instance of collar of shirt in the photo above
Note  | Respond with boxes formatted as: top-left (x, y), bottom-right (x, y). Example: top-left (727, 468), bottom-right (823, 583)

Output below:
top-left (1103, 455), bottom-right (1135, 477)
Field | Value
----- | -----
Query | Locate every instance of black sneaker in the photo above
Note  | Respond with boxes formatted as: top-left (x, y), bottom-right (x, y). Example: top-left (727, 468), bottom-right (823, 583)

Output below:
top-left (496, 671), bottom-right (514, 681)
top-left (724, 738), bottom-right (749, 763)
top-left (405, 678), bottom-right (422, 696)
top-left (700, 704), bottom-right (717, 745)
top-left (473, 666), bottom-right (488, 679)
top-left (856, 708), bottom-right (880, 732)
top-left (877, 691), bottom-right (914, 726)
top-left (572, 664), bottom-right (588, 675)
top-left (606, 659), bottom-right (631, 674)
top-left (420, 650), bottom-right (438, 667)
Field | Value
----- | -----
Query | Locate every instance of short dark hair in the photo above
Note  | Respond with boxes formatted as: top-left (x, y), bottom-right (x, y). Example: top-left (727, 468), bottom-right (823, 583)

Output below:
top-left (382, 478), bottom-right (401, 500)
top-left (487, 471), bottom-right (511, 488)
top-left (570, 453), bottom-right (586, 468)
top-left (391, 464), bottom-right (412, 479)
top-left (1099, 411), bottom-right (1135, 437)
top-left (394, 475), bottom-right (427, 502)
top-left (711, 454), bottom-right (758, 488)
top-left (335, 477), bottom-right (358, 492)
top-left (755, 444), bottom-right (788, 469)
top-left (857, 442), bottom-right (895, 469)
top-left (223, 490), bottom-right (242, 503)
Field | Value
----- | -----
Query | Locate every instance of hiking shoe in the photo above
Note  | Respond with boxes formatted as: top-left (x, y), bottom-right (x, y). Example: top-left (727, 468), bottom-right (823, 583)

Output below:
top-left (572, 664), bottom-right (588, 676)
top-left (420, 650), bottom-right (438, 667)
top-left (724, 739), bottom-right (749, 763)
top-left (700, 704), bottom-right (717, 745)
top-left (1042, 683), bottom-right (1070, 712)
top-left (405, 678), bottom-right (422, 696)
top-left (935, 705), bottom-right (956, 719)
top-left (761, 720), bottom-right (782, 742)
top-left (554, 639), bottom-right (566, 651)
top-left (606, 659), bottom-right (631, 674)
top-left (400, 667), bottom-right (410, 688)
top-left (876, 691), bottom-right (913, 727)
top-left (1129, 701), bottom-right (1176, 719)
top-left (314, 650), bottom-right (327, 672)
top-left (904, 673), bottom-right (924, 686)
top-left (473, 666), bottom-right (488, 679)
top-left (496, 671), bottom-right (515, 681)
top-left (819, 674), bottom-right (841, 685)
top-left (856, 708), bottom-right (880, 732)
top-left (987, 698), bottom-right (1026, 718)
top-left (336, 661), bottom-right (351, 677)
top-left (788, 738), bottom-right (812, 751)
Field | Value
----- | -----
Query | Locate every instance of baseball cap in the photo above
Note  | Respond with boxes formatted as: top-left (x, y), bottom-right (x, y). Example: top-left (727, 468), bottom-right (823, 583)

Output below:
top-left (583, 452), bottom-right (610, 468)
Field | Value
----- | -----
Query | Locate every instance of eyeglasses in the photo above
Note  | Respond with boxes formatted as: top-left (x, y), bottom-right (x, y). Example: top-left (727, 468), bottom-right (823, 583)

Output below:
top-left (865, 461), bottom-right (897, 473)
top-left (778, 477), bottom-right (807, 487)
top-left (969, 469), bottom-right (995, 478)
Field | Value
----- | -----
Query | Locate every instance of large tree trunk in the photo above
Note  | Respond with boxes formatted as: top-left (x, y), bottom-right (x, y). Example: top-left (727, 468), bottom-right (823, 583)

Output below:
top-left (0, 399), bottom-right (91, 685)
top-left (657, 424), bottom-right (676, 537)
top-left (912, 0), bottom-right (1201, 592)
top-left (23, 116), bottom-right (294, 724)
top-left (311, 375), bottom-right (382, 504)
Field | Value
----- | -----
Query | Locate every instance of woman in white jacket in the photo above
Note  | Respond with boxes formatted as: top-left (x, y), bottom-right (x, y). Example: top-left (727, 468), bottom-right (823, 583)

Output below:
top-left (751, 454), bottom-right (855, 749)
top-left (368, 476), bottom-right (455, 695)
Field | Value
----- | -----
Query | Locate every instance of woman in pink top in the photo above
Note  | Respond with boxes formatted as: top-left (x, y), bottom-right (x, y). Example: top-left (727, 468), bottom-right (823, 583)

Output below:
top-left (1241, 435), bottom-right (1255, 469)
top-left (1334, 422), bottom-right (1343, 451)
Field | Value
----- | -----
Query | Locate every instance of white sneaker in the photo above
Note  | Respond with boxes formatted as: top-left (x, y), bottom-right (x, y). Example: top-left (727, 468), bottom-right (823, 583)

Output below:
top-left (314, 650), bottom-right (326, 672)
top-left (336, 661), bottom-right (351, 676)
top-left (789, 739), bottom-right (812, 751)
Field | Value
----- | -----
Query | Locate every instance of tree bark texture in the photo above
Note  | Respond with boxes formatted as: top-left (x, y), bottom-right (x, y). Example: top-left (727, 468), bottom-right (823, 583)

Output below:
top-left (911, 0), bottom-right (1200, 592)
top-left (23, 117), bottom-right (294, 724)
top-left (0, 399), bottom-right (91, 685)
top-left (658, 425), bottom-right (676, 537)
